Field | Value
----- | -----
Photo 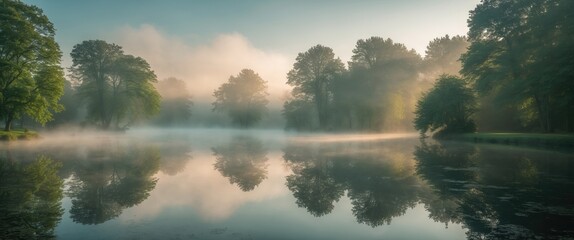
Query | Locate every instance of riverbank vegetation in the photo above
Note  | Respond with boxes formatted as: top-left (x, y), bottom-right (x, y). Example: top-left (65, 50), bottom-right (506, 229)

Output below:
top-left (0, 130), bottom-right (39, 141)
top-left (1, 0), bottom-right (572, 141)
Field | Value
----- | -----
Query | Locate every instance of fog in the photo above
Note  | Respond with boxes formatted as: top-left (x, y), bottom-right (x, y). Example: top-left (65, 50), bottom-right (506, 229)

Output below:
top-left (114, 25), bottom-right (291, 107)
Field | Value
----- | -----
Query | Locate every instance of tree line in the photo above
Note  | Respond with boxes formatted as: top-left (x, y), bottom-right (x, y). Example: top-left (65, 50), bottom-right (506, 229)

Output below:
top-left (284, 35), bottom-right (468, 132)
top-left (417, 0), bottom-right (574, 135)
top-left (2, 0), bottom-right (572, 133)
top-left (285, 0), bottom-right (574, 134)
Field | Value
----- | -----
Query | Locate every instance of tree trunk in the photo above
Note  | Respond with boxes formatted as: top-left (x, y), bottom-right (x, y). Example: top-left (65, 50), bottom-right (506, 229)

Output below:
top-left (4, 115), bottom-right (13, 131)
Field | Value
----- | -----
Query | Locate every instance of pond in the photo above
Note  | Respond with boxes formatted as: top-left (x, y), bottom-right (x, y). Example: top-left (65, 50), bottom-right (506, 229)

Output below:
top-left (1, 129), bottom-right (573, 240)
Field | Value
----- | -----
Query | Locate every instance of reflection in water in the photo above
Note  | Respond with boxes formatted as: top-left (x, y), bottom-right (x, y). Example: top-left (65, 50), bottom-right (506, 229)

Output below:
top-left (415, 141), bottom-right (574, 239)
top-left (1, 130), bottom-right (573, 239)
top-left (212, 135), bottom-right (269, 191)
top-left (0, 156), bottom-right (64, 239)
top-left (66, 145), bottom-right (160, 225)
top-left (284, 138), bottom-right (574, 239)
top-left (159, 140), bottom-right (193, 176)
top-left (284, 140), bottom-right (422, 226)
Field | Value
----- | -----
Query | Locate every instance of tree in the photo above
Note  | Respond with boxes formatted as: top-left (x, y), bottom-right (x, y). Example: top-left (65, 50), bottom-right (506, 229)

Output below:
top-left (0, 0), bottom-right (65, 131)
top-left (48, 80), bottom-right (80, 127)
top-left (154, 77), bottom-right (193, 126)
top-left (286, 45), bottom-right (345, 129)
top-left (212, 69), bottom-right (269, 128)
top-left (462, 0), bottom-right (574, 132)
top-left (423, 35), bottom-right (469, 79)
top-left (341, 37), bottom-right (421, 131)
top-left (70, 40), bottom-right (160, 130)
top-left (414, 75), bottom-right (477, 136)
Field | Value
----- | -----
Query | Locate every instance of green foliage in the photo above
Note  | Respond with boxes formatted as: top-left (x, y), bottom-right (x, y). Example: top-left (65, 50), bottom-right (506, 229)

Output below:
top-left (0, 129), bottom-right (38, 140)
top-left (153, 77), bottom-right (193, 126)
top-left (414, 75), bottom-right (477, 136)
top-left (0, 156), bottom-right (64, 239)
top-left (283, 97), bottom-right (317, 131)
top-left (462, 0), bottom-right (574, 132)
top-left (335, 37), bottom-right (422, 131)
top-left (423, 35), bottom-right (469, 78)
top-left (48, 80), bottom-right (80, 127)
top-left (70, 40), bottom-right (160, 130)
top-left (286, 45), bottom-right (345, 129)
top-left (0, 0), bottom-right (65, 131)
top-left (284, 36), bottom-right (470, 132)
top-left (213, 69), bottom-right (269, 128)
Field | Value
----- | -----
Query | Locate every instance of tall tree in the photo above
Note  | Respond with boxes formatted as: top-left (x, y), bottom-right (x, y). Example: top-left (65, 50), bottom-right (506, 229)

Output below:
top-left (423, 35), bottom-right (469, 78)
top-left (0, 0), bottom-right (65, 131)
top-left (462, 0), bottom-right (574, 132)
top-left (286, 45), bottom-right (345, 129)
top-left (70, 40), bottom-right (160, 130)
top-left (342, 37), bottom-right (421, 131)
top-left (213, 69), bottom-right (269, 128)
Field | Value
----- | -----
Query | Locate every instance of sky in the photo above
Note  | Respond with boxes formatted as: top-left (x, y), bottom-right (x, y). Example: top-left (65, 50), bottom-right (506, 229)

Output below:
top-left (24, 0), bottom-right (481, 103)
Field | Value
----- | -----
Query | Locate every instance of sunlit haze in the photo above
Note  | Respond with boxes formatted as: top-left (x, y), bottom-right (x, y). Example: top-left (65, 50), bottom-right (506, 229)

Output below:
top-left (24, 0), bottom-right (479, 103)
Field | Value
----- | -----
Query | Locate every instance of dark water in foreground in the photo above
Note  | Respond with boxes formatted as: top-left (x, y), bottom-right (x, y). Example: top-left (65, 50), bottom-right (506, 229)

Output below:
top-left (1, 129), bottom-right (573, 240)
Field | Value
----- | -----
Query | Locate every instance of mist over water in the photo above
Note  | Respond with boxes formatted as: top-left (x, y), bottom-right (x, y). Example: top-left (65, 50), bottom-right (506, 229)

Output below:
top-left (1, 128), bottom-right (573, 239)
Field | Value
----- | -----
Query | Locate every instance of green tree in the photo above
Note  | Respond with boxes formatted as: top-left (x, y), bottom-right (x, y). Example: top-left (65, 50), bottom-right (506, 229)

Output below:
top-left (286, 45), bottom-right (345, 129)
top-left (283, 91), bottom-right (316, 131)
top-left (341, 37), bottom-right (421, 131)
top-left (213, 69), bottom-right (269, 128)
top-left (462, 0), bottom-right (574, 132)
top-left (48, 80), bottom-right (80, 127)
top-left (414, 75), bottom-right (477, 137)
top-left (154, 77), bottom-right (193, 126)
top-left (70, 40), bottom-right (160, 130)
top-left (423, 35), bottom-right (469, 78)
top-left (0, 0), bottom-right (65, 131)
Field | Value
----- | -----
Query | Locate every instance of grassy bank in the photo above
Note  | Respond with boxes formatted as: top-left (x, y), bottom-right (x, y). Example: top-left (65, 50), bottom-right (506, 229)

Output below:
top-left (442, 132), bottom-right (574, 149)
top-left (0, 130), bottom-right (39, 141)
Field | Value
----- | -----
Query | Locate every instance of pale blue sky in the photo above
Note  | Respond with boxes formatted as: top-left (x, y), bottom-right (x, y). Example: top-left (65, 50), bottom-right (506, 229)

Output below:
top-left (23, 0), bottom-right (481, 100)
top-left (25, 0), bottom-right (479, 58)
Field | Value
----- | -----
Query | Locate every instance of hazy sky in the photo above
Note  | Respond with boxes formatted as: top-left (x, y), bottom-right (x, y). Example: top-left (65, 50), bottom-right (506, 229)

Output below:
top-left (24, 0), bottom-right (480, 102)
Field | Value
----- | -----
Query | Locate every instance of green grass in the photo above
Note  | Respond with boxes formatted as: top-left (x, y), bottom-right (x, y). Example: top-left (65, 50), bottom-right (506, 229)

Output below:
top-left (0, 129), bottom-right (39, 141)
top-left (443, 132), bottom-right (574, 149)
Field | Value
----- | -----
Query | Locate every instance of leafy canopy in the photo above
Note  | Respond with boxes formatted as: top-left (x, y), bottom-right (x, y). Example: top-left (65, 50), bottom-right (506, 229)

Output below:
top-left (414, 75), bottom-right (477, 136)
top-left (70, 40), bottom-right (160, 130)
top-left (213, 69), bottom-right (269, 128)
top-left (0, 0), bottom-right (65, 131)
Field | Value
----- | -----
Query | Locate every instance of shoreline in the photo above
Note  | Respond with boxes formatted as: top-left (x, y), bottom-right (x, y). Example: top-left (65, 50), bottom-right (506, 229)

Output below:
top-left (0, 130), bottom-right (40, 141)
top-left (439, 132), bottom-right (574, 150)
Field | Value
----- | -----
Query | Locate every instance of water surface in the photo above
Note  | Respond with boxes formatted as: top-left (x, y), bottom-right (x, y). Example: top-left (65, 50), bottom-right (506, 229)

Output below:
top-left (1, 129), bottom-right (573, 239)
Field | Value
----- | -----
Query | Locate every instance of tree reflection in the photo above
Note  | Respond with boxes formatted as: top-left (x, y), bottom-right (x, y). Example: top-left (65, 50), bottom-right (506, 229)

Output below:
top-left (212, 135), bottom-right (268, 191)
top-left (415, 140), bottom-right (574, 239)
top-left (283, 141), bottom-right (422, 226)
top-left (284, 144), bottom-right (345, 217)
top-left (158, 140), bottom-right (193, 176)
top-left (0, 156), bottom-right (64, 240)
top-left (67, 146), bottom-right (160, 225)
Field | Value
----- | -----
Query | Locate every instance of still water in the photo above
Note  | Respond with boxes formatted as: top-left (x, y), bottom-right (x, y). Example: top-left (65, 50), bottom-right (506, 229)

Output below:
top-left (1, 129), bottom-right (573, 240)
